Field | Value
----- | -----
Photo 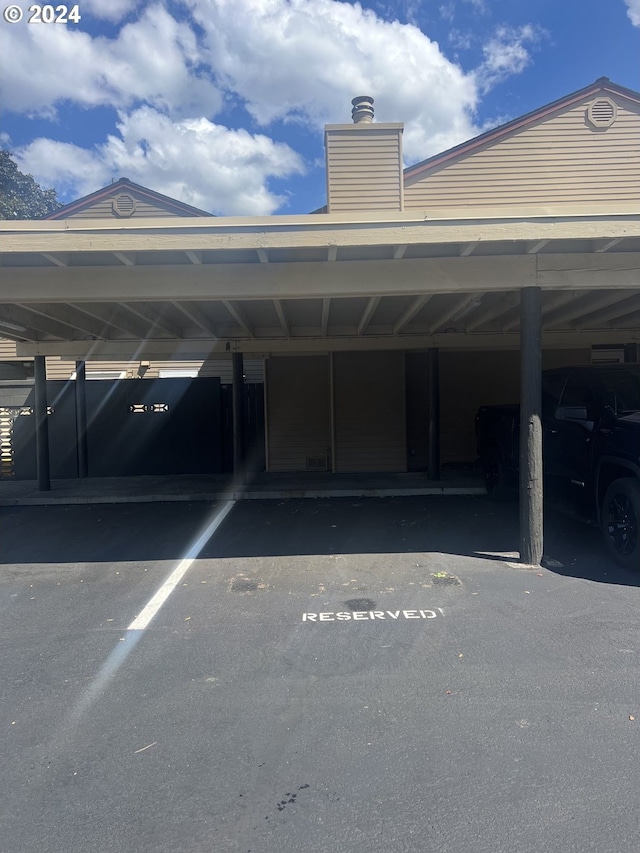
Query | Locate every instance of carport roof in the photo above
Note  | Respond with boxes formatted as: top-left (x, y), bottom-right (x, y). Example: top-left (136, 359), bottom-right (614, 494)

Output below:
top-left (1, 205), bottom-right (639, 358)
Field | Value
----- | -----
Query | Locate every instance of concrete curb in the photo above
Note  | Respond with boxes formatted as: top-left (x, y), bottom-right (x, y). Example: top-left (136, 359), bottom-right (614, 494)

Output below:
top-left (0, 485), bottom-right (486, 507)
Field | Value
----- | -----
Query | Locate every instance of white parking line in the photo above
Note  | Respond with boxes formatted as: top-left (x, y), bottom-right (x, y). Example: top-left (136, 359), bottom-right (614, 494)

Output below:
top-left (128, 499), bottom-right (236, 631)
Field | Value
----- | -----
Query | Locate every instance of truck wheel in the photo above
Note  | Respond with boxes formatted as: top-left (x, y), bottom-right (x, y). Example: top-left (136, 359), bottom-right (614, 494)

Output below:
top-left (602, 478), bottom-right (640, 570)
top-left (483, 447), bottom-right (513, 502)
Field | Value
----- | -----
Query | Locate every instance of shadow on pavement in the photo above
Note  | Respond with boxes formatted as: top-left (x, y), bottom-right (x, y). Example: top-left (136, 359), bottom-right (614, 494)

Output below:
top-left (1, 496), bottom-right (638, 587)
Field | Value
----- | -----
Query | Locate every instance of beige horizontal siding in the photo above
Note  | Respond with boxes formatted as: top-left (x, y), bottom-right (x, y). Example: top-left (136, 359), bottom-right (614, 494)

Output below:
top-left (0, 339), bottom-right (18, 358)
top-left (266, 356), bottom-right (331, 472)
top-left (326, 127), bottom-right (403, 213)
top-left (439, 349), bottom-right (590, 465)
top-left (405, 95), bottom-right (640, 211)
top-left (66, 196), bottom-right (194, 220)
top-left (333, 351), bottom-right (406, 473)
top-left (32, 356), bottom-right (264, 383)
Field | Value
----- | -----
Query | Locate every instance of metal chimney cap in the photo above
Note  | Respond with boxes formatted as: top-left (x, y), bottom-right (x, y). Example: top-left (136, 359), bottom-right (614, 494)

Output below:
top-left (351, 95), bottom-right (374, 124)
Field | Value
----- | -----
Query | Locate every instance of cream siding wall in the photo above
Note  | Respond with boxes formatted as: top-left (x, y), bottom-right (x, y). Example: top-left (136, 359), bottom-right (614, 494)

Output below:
top-left (404, 95), bottom-right (640, 211)
top-left (0, 342), bottom-right (263, 383)
top-left (325, 125), bottom-right (403, 212)
top-left (439, 349), bottom-right (591, 464)
top-left (64, 196), bottom-right (199, 220)
top-left (265, 356), bottom-right (331, 472)
top-left (333, 351), bottom-right (406, 473)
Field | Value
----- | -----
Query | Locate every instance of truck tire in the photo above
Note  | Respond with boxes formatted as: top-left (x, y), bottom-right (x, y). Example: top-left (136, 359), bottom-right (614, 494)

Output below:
top-left (483, 446), bottom-right (514, 502)
top-left (601, 478), bottom-right (640, 570)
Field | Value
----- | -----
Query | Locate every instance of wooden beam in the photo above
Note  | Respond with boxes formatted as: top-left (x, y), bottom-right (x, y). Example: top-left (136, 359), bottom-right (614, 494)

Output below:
top-left (18, 302), bottom-right (110, 340)
top-left (519, 286), bottom-right (543, 566)
top-left (594, 238), bottom-right (623, 253)
top-left (41, 252), bottom-right (67, 267)
top-left (327, 246), bottom-right (338, 262)
top-left (357, 296), bottom-right (381, 336)
top-left (16, 328), bottom-right (640, 359)
top-left (544, 291), bottom-right (637, 329)
top-left (393, 295), bottom-right (431, 334)
top-left (185, 250), bottom-right (202, 264)
top-left (113, 252), bottom-right (135, 266)
top-left (393, 244), bottom-right (407, 259)
top-left (257, 248), bottom-right (269, 264)
top-left (460, 242), bottom-right (479, 256)
top-left (465, 292), bottom-right (519, 331)
top-left (172, 301), bottom-right (218, 336)
top-left (121, 303), bottom-right (182, 338)
top-left (75, 360), bottom-right (88, 478)
top-left (8, 254), bottom-right (640, 305)
top-left (0, 304), bottom-right (77, 339)
top-left (428, 348), bottom-right (440, 481)
top-left (68, 303), bottom-right (151, 338)
top-left (526, 240), bottom-right (549, 254)
top-left (428, 294), bottom-right (482, 334)
top-left (34, 356), bottom-right (51, 491)
top-left (223, 300), bottom-right (254, 338)
top-left (3, 215), bottom-right (637, 254)
top-left (570, 292), bottom-right (640, 328)
top-left (274, 300), bottom-right (290, 336)
top-left (503, 290), bottom-right (590, 332)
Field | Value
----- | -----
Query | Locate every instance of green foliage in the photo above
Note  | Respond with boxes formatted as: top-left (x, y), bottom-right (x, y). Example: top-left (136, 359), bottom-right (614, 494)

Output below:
top-left (0, 150), bottom-right (63, 219)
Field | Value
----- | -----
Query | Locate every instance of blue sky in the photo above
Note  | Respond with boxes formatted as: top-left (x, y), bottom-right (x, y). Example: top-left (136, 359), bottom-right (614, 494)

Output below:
top-left (1, 0), bottom-right (638, 215)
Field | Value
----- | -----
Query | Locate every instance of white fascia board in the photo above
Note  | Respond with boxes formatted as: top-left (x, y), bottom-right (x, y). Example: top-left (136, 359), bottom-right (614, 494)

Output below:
top-left (1, 216), bottom-right (639, 256)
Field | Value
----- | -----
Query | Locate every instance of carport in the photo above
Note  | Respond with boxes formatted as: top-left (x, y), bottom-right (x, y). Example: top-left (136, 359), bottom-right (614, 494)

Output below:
top-left (1, 206), bottom-right (639, 565)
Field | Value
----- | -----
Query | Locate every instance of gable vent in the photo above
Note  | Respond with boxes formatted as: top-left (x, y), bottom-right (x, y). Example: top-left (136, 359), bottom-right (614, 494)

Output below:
top-left (112, 193), bottom-right (136, 217)
top-left (587, 97), bottom-right (617, 128)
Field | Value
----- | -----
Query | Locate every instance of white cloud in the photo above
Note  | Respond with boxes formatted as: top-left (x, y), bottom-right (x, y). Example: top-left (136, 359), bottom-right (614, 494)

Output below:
top-left (3, 0), bottom-right (548, 212)
top-left (81, 0), bottom-right (145, 21)
top-left (624, 0), bottom-right (640, 26)
top-left (475, 24), bottom-right (542, 94)
top-left (0, 3), bottom-right (221, 117)
top-left (14, 107), bottom-right (305, 215)
top-left (186, 0), bottom-right (480, 162)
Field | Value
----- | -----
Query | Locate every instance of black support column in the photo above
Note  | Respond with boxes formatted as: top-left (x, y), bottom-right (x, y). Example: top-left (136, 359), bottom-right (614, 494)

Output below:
top-left (75, 360), bottom-right (89, 478)
top-left (232, 352), bottom-right (245, 475)
top-left (519, 286), bottom-right (543, 566)
top-left (34, 355), bottom-right (51, 491)
top-left (427, 348), bottom-right (441, 481)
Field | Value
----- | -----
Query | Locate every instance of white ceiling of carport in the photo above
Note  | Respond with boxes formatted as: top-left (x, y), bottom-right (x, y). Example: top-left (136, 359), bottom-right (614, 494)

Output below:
top-left (1, 212), bottom-right (639, 357)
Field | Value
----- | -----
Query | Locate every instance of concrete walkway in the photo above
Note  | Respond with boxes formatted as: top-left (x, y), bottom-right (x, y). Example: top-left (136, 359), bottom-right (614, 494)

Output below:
top-left (0, 470), bottom-right (485, 506)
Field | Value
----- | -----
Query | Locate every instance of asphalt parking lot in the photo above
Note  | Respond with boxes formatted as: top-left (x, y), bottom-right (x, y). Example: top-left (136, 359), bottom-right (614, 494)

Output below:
top-left (1, 496), bottom-right (639, 853)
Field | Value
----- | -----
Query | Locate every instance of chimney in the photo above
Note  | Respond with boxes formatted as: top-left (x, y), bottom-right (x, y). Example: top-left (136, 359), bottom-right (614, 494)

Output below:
top-left (324, 96), bottom-right (404, 213)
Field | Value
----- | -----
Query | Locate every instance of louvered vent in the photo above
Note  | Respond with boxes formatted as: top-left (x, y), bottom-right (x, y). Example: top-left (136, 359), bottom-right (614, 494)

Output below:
top-left (306, 455), bottom-right (328, 471)
top-left (112, 193), bottom-right (136, 217)
top-left (587, 97), bottom-right (617, 128)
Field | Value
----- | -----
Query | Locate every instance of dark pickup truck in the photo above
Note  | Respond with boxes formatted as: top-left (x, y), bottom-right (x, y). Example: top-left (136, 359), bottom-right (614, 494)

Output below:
top-left (476, 364), bottom-right (640, 569)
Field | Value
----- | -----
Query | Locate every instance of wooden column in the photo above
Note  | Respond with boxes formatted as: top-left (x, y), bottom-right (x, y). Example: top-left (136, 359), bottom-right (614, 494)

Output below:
top-left (519, 286), bottom-right (543, 565)
top-left (232, 352), bottom-right (245, 474)
top-left (34, 355), bottom-right (51, 491)
top-left (427, 348), bottom-right (441, 480)
top-left (75, 360), bottom-right (88, 478)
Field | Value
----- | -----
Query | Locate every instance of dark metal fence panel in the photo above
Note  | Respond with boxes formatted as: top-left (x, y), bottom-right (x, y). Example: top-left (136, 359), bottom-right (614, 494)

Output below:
top-left (0, 377), bottom-right (266, 480)
top-left (86, 378), bottom-right (222, 477)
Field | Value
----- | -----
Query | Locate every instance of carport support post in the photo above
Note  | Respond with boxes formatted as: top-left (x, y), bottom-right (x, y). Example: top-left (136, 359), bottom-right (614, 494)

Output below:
top-left (519, 286), bottom-right (543, 566)
top-left (34, 355), bottom-right (51, 491)
top-left (427, 348), bottom-right (441, 480)
top-left (232, 351), bottom-right (245, 475)
top-left (75, 360), bottom-right (88, 478)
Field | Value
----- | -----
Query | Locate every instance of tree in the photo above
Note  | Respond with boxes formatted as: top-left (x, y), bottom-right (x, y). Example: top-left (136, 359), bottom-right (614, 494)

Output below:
top-left (0, 150), bottom-right (63, 219)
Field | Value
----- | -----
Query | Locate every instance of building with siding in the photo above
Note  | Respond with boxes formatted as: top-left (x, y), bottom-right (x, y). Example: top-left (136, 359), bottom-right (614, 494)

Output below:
top-left (1, 77), bottom-right (638, 484)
